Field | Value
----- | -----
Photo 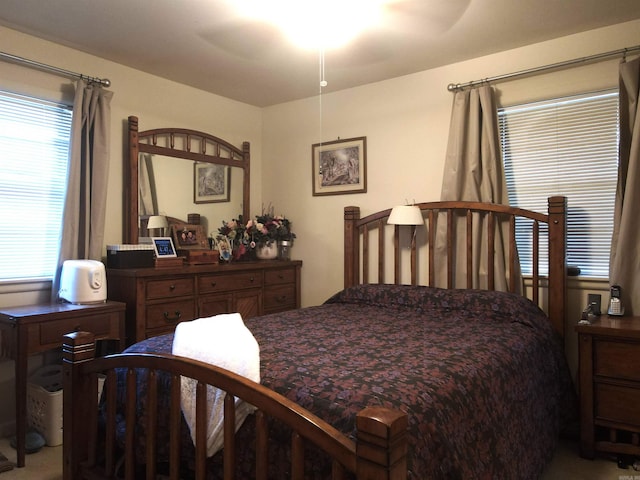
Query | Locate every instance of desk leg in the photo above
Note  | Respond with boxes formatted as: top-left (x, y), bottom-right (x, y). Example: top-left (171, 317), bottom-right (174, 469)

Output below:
top-left (14, 330), bottom-right (26, 468)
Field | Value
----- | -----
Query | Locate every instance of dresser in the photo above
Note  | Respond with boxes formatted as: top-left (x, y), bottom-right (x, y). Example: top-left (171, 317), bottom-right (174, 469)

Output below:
top-left (575, 316), bottom-right (640, 460)
top-left (107, 260), bottom-right (302, 345)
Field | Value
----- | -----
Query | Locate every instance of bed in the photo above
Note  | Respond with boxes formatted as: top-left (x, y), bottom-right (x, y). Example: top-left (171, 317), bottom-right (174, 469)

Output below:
top-left (63, 196), bottom-right (577, 480)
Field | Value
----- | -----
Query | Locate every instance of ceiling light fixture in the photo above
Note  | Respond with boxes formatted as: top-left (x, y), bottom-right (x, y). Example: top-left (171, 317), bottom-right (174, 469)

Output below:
top-left (234, 0), bottom-right (392, 50)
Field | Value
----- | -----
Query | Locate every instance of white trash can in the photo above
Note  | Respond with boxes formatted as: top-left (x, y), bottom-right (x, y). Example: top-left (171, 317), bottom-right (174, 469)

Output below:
top-left (26, 365), bottom-right (63, 447)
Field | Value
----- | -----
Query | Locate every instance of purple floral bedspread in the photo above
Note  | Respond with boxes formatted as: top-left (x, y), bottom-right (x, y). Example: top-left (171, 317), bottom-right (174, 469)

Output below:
top-left (116, 284), bottom-right (577, 479)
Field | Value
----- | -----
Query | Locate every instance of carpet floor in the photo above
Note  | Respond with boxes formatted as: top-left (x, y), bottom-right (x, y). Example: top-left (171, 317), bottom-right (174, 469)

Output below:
top-left (0, 436), bottom-right (629, 479)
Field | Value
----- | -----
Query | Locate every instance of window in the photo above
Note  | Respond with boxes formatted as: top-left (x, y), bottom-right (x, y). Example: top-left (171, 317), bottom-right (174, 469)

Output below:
top-left (498, 90), bottom-right (619, 278)
top-left (0, 91), bottom-right (72, 281)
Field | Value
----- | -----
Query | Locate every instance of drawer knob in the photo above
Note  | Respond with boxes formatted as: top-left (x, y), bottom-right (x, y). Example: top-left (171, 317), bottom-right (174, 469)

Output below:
top-left (169, 284), bottom-right (176, 291)
top-left (249, 276), bottom-right (255, 283)
top-left (163, 311), bottom-right (182, 322)
top-left (277, 295), bottom-right (287, 303)
top-left (278, 274), bottom-right (284, 279)
top-left (210, 281), bottom-right (217, 287)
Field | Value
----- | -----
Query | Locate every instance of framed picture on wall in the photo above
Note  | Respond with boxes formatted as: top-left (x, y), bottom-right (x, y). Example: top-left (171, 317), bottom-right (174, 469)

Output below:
top-left (312, 136), bottom-right (367, 196)
top-left (194, 162), bottom-right (230, 204)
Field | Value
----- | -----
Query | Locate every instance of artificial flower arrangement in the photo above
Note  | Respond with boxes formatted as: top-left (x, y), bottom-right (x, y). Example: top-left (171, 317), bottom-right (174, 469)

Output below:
top-left (213, 207), bottom-right (296, 261)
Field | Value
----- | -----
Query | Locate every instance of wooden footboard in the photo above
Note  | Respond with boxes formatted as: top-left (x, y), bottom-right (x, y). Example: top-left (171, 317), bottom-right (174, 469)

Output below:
top-left (62, 331), bottom-right (408, 480)
top-left (344, 196), bottom-right (567, 341)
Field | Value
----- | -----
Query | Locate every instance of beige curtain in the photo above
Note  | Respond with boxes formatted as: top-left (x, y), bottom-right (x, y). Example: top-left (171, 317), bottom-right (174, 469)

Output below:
top-left (436, 85), bottom-right (521, 291)
top-left (51, 79), bottom-right (113, 300)
top-left (610, 57), bottom-right (640, 315)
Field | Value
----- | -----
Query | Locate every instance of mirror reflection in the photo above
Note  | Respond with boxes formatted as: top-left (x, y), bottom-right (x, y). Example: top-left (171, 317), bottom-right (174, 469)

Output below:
top-left (138, 154), bottom-right (244, 238)
top-left (125, 116), bottom-right (250, 244)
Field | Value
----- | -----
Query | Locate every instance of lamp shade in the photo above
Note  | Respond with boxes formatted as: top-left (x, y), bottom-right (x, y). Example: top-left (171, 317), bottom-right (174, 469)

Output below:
top-left (147, 215), bottom-right (169, 230)
top-left (387, 205), bottom-right (423, 226)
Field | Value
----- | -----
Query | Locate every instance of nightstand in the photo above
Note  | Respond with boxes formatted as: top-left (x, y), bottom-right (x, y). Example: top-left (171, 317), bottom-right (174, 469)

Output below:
top-left (575, 316), bottom-right (640, 460)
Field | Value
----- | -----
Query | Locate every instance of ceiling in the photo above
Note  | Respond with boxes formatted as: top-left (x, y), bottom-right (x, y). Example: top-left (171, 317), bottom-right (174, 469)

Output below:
top-left (1, 0), bottom-right (639, 107)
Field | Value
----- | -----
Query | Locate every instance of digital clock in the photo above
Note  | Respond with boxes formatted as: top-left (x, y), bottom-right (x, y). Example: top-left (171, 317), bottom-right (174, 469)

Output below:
top-left (151, 237), bottom-right (177, 258)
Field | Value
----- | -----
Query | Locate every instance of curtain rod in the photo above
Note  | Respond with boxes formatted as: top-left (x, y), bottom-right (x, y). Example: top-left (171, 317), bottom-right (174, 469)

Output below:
top-left (447, 44), bottom-right (640, 92)
top-left (0, 50), bottom-right (111, 87)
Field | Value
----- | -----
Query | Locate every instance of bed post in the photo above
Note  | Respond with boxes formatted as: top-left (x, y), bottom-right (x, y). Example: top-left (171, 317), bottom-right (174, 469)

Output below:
top-left (345, 206), bottom-right (360, 288)
top-left (62, 331), bottom-right (97, 480)
top-left (355, 407), bottom-right (408, 480)
top-left (547, 196), bottom-right (567, 344)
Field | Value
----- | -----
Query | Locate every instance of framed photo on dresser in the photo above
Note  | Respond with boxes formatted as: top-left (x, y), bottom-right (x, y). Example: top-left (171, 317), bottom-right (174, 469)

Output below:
top-left (171, 224), bottom-right (208, 250)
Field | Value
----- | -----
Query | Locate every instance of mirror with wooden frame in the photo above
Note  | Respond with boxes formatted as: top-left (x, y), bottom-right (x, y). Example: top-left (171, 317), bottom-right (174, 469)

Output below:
top-left (125, 116), bottom-right (250, 244)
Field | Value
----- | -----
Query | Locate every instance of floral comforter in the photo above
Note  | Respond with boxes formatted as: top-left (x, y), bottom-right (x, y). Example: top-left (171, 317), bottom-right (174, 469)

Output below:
top-left (116, 284), bottom-right (577, 479)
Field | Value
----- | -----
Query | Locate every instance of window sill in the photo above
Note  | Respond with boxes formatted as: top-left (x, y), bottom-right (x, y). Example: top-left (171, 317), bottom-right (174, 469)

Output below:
top-left (0, 279), bottom-right (52, 307)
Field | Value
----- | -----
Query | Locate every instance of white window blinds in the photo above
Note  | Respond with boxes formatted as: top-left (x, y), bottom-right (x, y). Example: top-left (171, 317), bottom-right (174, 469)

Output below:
top-left (0, 91), bottom-right (72, 281)
top-left (498, 90), bottom-right (619, 278)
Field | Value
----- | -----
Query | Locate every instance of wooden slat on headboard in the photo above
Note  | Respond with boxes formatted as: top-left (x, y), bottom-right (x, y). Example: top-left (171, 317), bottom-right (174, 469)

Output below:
top-left (344, 196), bottom-right (567, 341)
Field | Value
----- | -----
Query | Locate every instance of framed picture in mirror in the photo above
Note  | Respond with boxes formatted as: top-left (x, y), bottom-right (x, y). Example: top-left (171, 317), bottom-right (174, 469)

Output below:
top-left (194, 163), bottom-right (230, 204)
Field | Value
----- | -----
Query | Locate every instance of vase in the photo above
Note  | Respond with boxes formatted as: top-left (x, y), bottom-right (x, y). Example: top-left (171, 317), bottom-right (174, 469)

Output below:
top-left (278, 240), bottom-right (292, 261)
top-left (256, 241), bottom-right (278, 260)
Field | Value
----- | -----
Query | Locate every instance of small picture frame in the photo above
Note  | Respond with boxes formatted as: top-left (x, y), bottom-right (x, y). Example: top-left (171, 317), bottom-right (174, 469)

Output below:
top-left (312, 136), bottom-right (367, 196)
top-left (171, 224), bottom-right (208, 250)
top-left (151, 237), bottom-right (177, 258)
top-left (217, 236), bottom-right (232, 262)
top-left (194, 163), bottom-right (230, 204)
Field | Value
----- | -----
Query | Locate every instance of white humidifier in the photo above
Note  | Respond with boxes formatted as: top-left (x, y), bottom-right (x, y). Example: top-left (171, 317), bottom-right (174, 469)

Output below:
top-left (59, 260), bottom-right (107, 304)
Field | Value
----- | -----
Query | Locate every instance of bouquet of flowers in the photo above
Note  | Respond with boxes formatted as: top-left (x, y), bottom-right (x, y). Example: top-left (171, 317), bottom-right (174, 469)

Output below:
top-left (252, 213), bottom-right (296, 244)
top-left (214, 210), bottom-right (296, 261)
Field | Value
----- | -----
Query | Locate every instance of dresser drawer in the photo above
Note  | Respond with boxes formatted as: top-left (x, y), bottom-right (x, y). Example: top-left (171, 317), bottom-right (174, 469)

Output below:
top-left (198, 272), bottom-right (262, 293)
top-left (38, 313), bottom-right (116, 347)
top-left (595, 339), bottom-right (640, 381)
top-left (264, 268), bottom-right (296, 286)
top-left (264, 284), bottom-right (296, 312)
top-left (146, 277), bottom-right (194, 300)
top-left (595, 382), bottom-right (640, 426)
top-left (145, 299), bottom-right (196, 330)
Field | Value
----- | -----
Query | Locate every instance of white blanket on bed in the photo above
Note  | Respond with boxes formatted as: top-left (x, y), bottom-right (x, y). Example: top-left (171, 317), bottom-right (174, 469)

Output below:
top-left (172, 313), bottom-right (260, 457)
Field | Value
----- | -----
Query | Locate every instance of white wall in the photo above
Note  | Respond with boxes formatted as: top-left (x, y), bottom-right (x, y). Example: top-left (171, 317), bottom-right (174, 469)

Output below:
top-left (262, 19), bottom-right (640, 308)
top-left (261, 19), bottom-right (639, 382)
top-left (0, 26), bottom-right (264, 308)
top-left (0, 25), bottom-right (263, 434)
top-left (0, 18), bottom-right (638, 434)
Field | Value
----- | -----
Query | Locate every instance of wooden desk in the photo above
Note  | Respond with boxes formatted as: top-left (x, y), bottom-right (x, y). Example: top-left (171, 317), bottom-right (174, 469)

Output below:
top-left (0, 301), bottom-right (125, 468)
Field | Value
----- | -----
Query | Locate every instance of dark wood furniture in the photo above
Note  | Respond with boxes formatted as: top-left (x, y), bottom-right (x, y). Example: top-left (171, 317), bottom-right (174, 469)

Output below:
top-left (0, 301), bottom-right (125, 468)
top-left (62, 197), bottom-right (570, 479)
top-left (576, 316), bottom-right (640, 459)
top-left (63, 331), bottom-right (407, 480)
top-left (107, 260), bottom-right (301, 345)
top-left (126, 116), bottom-right (251, 244)
top-left (344, 196), bottom-right (567, 340)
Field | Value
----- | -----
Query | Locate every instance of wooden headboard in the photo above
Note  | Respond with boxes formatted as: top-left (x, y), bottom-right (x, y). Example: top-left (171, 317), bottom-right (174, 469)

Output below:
top-left (344, 196), bottom-right (567, 340)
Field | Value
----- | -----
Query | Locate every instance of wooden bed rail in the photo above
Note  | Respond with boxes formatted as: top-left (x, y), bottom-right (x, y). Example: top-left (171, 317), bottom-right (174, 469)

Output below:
top-left (62, 331), bottom-right (408, 480)
top-left (344, 196), bottom-right (567, 340)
